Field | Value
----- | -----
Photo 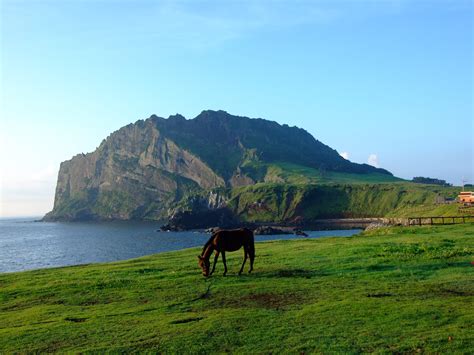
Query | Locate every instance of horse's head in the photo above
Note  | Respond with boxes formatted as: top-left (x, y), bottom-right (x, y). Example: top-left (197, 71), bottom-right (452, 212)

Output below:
top-left (197, 255), bottom-right (210, 277)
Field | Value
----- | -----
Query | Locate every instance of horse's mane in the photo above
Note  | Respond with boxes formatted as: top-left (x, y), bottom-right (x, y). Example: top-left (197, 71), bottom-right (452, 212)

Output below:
top-left (201, 233), bottom-right (216, 255)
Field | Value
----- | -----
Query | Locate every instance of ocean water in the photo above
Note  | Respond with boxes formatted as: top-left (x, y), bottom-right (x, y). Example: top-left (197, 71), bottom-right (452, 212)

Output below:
top-left (0, 218), bottom-right (361, 273)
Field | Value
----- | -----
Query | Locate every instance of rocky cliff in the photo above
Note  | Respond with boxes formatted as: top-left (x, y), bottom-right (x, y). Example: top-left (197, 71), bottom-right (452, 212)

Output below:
top-left (44, 118), bottom-right (224, 220)
top-left (44, 110), bottom-right (394, 222)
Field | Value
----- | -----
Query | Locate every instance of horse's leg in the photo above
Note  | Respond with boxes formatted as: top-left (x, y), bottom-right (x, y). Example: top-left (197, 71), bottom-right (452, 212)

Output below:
top-left (248, 243), bottom-right (255, 274)
top-left (239, 247), bottom-right (248, 275)
top-left (210, 251), bottom-right (219, 275)
top-left (221, 251), bottom-right (227, 276)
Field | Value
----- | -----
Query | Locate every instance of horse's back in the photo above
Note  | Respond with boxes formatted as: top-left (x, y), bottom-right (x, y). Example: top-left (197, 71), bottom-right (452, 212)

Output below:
top-left (222, 228), bottom-right (254, 242)
top-left (213, 228), bottom-right (254, 251)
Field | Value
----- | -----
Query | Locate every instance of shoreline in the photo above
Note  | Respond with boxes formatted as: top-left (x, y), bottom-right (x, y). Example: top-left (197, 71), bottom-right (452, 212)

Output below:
top-left (167, 218), bottom-right (399, 233)
top-left (35, 217), bottom-right (403, 232)
top-left (36, 216), bottom-right (384, 230)
top-left (0, 227), bottom-right (361, 274)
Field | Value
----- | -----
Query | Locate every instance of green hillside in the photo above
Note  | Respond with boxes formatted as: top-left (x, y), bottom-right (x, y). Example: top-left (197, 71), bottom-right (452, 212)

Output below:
top-left (255, 162), bottom-right (401, 185)
top-left (195, 181), bottom-right (459, 223)
top-left (153, 111), bottom-right (392, 179)
top-left (386, 203), bottom-right (466, 218)
top-left (1, 224), bottom-right (472, 353)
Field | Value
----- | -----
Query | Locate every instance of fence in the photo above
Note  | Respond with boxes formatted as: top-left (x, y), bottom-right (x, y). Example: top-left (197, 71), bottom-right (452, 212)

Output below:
top-left (407, 216), bottom-right (474, 226)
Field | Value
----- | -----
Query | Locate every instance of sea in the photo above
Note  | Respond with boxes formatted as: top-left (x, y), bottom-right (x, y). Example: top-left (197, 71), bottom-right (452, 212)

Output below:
top-left (0, 218), bottom-right (361, 273)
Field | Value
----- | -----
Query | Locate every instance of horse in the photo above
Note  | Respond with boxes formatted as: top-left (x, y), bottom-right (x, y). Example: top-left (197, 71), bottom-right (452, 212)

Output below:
top-left (197, 228), bottom-right (255, 277)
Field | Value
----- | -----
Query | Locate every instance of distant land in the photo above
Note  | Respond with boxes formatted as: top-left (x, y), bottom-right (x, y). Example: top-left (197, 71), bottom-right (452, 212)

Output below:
top-left (43, 110), bottom-right (458, 227)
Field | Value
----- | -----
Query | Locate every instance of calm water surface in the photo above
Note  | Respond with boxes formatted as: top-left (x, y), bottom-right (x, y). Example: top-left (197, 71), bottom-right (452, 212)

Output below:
top-left (0, 218), bottom-right (361, 273)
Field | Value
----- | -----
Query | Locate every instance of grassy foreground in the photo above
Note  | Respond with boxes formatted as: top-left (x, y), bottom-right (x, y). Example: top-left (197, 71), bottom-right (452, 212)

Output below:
top-left (1, 225), bottom-right (473, 353)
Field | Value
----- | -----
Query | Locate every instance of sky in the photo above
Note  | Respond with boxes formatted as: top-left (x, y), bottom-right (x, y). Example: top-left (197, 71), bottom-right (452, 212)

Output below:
top-left (0, 0), bottom-right (473, 217)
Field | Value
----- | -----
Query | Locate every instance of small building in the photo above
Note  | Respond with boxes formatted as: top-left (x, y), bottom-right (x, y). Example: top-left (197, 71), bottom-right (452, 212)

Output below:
top-left (458, 191), bottom-right (474, 204)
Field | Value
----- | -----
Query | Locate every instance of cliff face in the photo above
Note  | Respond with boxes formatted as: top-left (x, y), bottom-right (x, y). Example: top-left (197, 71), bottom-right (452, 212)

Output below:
top-left (44, 110), bottom-right (394, 221)
top-left (45, 119), bottom-right (224, 221)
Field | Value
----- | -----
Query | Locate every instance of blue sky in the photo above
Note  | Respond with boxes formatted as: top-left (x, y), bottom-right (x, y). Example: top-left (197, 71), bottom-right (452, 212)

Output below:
top-left (1, 0), bottom-right (473, 217)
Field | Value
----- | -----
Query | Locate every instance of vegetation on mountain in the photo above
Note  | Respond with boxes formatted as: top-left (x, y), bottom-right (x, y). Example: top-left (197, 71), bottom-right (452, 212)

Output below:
top-left (385, 203), bottom-right (465, 218)
top-left (412, 176), bottom-right (452, 186)
top-left (171, 182), bottom-right (460, 225)
top-left (152, 110), bottom-right (391, 179)
top-left (43, 110), bottom-right (461, 224)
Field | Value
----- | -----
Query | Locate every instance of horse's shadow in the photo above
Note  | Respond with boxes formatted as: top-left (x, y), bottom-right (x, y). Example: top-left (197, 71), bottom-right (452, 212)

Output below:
top-left (244, 268), bottom-right (329, 279)
top-left (197, 267), bottom-right (330, 279)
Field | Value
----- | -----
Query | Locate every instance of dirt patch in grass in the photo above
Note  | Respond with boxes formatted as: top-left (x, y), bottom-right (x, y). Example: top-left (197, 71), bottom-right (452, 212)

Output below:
top-left (79, 299), bottom-right (101, 306)
top-left (366, 264), bottom-right (397, 272)
top-left (260, 268), bottom-right (328, 279)
top-left (367, 292), bottom-right (393, 298)
top-left (427, 282), bottom-right (474, 297)
top-left (276, 269), bottom-right (314, 278)
top-left (64, 317), bottom-right (87, 323)
top-left (170, 317), bottom-right (204, 324)
top-left (438, 288), bottom-right (474, 297)
top-left (217, 292), bottom-right (308, 310)
top-left (134, 268), bottom-right (164, 274)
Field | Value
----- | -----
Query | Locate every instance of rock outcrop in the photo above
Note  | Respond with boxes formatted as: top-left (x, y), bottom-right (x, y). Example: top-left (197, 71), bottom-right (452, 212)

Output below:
top-left (253, 226), bottom-right (293, 235)
top-left (44, 119), bottom-right (224, 221)
top-left (160, 208), bottom-right (240, 231)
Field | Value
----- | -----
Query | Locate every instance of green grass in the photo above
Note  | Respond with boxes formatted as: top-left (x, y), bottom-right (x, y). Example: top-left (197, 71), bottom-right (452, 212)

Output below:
top-left (225, 182), bottom-right (461, 222)
top-left (263, 162), bottom-right (403, 185)
top-left (387, 203), bottom-right (467, 218)
top-left (1, 224), bottom-right (473, 353)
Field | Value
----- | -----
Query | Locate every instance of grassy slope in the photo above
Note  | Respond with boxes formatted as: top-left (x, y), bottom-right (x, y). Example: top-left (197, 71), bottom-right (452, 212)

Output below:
top-left (386, 203), bottom-right (467, 218)
top-left (223, 162), bottom-right (463, 222)
top-left (226, 181), bottom-right (460, 222)
top-left (1, 225), bottom-right (473, 353)
top-left (262, 162), bottom-right (402, 185)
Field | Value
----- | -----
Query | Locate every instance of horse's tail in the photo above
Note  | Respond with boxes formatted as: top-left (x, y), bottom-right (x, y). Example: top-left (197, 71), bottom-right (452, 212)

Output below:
top-left (245, 228), bottom-right (255, 256)
top-left (243, 227), bottom-right (254, 238)
top-left (245, 228), bottom-right (255, 272)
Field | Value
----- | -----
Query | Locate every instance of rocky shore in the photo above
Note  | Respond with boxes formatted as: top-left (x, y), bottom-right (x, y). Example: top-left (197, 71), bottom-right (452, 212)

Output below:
top-left (160, 215), bottom-right (408, 234)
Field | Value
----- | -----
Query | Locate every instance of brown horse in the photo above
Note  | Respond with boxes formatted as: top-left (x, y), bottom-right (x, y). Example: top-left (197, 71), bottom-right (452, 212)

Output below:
top-left (198, 228), bottom-right (255, 277)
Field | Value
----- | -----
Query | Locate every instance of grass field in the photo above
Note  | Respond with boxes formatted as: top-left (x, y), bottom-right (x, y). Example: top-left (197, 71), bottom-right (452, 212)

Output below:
top-left (226, 181), bottom-right (460, 222)
top-left (1, 225), bottom-right (473, 353)
top-left (386, 203), bottom-right (469, 218)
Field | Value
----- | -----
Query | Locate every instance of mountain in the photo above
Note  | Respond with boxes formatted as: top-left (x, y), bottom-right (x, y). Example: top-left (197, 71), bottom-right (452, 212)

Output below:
top-left (44, 110), bottom-right (396, 222)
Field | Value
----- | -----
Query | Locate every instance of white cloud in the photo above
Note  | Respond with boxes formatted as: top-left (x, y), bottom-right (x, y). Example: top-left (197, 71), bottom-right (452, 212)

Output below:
top-left (368, 154), bottom-right (379, 168)
top-left (340, 151), bottom-right (349, 160)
